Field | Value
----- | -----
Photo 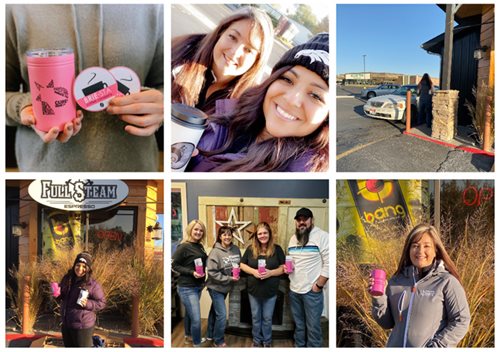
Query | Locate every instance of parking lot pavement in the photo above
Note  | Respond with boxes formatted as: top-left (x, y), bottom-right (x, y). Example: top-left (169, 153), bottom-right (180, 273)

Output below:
top-left (336, 132), bottom-right (494, 172)
top-left (336, 86), bottom-right (494, 172)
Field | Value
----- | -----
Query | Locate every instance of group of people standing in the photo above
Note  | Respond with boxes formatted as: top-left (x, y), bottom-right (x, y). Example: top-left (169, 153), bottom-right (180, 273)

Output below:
top-left (172, 208), bottom-right (329, 347)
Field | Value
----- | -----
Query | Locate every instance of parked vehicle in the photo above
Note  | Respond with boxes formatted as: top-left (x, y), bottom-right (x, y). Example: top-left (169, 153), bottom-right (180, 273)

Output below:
top-left (363, 85), bottom-right (440, 124)
top-left (360, 84), bottom-right (400, 99)
top-left (363, 85), bottom-right (418, 123)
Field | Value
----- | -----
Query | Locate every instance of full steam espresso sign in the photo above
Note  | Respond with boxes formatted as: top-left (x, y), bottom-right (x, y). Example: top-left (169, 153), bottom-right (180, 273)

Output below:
top-left (28, 180), bottom-right (129, 211)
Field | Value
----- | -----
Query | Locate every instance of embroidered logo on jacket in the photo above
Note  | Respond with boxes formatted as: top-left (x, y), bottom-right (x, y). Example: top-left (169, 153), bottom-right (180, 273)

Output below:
top-left (420, 289), bottom-right (436, 297)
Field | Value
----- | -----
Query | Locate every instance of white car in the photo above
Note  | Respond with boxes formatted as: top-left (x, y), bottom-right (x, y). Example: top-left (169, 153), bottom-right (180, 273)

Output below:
top-left (363, 85), bottom-right (419, 123)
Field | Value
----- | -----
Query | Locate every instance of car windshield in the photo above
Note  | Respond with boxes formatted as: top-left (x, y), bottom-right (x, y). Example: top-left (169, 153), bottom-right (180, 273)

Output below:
top-left (393, 86), bottom-right (416, 96)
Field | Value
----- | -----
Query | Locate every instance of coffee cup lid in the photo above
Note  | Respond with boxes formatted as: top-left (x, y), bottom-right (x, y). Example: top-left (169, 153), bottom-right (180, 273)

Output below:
top-left (172, 103), bottom-right (208, 127)
top-left (26, 48), bottom-right (73, 57)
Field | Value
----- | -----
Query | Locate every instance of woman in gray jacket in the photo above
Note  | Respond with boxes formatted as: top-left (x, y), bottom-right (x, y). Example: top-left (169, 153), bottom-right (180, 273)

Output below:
top-left (206, 226), bottom-right (241, 347)
top-left (370, 224), bottom-right (470, 347)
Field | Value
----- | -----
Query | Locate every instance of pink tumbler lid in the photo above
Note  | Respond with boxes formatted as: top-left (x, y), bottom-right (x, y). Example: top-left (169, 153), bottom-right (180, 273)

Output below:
top-left (371, 269), bottom-right (386, 279)
top-left (26, 48), bottom-right (74, 65)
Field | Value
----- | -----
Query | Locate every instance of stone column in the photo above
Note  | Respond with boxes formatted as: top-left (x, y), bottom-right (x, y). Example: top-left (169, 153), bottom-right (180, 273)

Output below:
top-left (431, 90), bottom-right (459, 141)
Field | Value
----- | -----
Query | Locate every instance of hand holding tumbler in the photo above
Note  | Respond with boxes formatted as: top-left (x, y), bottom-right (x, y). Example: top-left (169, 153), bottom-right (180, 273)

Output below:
top-left (26, 48), bottom-right (76, 132)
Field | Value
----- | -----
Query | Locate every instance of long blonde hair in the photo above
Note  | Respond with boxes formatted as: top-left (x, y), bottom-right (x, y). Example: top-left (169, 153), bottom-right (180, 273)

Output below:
top-left (182, 220), bottom-right (207, 244)
top-left (250, 222), bottom-right (275, 259)
top-left (395, 224), bottom-right (461, 283)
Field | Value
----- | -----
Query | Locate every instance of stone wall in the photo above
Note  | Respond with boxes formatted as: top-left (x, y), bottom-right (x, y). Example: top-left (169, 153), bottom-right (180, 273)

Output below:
top-left (431, 90), bottom-right (460, 141)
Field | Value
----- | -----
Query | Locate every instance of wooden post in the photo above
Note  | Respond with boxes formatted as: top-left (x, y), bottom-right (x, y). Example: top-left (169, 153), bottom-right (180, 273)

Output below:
top-left (405, 89), bottom-right (412, 132)
top-left (484, 49), bottom-right (494, 151)
top-left (442, 5), bottom-right (457, 90)
top-left (131, 295), bottom-right (139, 337)
top-left (434, 180), bottom-right (441, 232)
top-left (22, 275), bottom-right (31, 335)
top-left (483, 95), bottom-right (492, 151)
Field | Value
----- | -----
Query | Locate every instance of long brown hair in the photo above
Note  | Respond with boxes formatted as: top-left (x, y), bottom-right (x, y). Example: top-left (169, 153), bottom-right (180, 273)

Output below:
top-left (172, 7), bottom-right (274, 108)
top-left (395, 224), bottom-right (461, 283)
top-left (200, 66), bottom-right (329, 171)
top-left (250, 222), bottom-right (276, 258)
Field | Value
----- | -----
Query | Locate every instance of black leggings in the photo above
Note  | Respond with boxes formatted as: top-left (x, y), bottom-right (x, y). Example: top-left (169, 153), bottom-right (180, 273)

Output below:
top-left (61, 325), bottom-right (94, 347)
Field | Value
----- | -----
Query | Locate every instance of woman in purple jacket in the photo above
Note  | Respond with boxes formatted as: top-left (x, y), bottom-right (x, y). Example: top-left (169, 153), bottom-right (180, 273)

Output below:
top-left (59, 252), bottom-right (106, 347)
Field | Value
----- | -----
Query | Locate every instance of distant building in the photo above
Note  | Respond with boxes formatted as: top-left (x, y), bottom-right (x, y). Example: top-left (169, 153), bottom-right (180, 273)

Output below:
top-left (340, 72), bottom-right (439, 86)
top-left (258, 4), bottom-right (313, 46)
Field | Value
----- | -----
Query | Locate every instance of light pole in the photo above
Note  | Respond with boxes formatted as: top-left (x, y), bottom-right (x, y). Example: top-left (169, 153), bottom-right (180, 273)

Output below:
top-left (362, 54), bottom-right (367, 84)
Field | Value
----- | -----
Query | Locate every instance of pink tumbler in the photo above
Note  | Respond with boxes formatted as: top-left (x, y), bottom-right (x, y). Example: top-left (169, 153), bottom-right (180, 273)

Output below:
top-left (232, 266), bottom-right (240, 279)
top-left (26, 48), bottom-right (76, 132)
top-left (194, 258), bottom-right (204, 277)
top-left (258, 259), bottom-right (266, 274)
top-left (370, 269), bottom-right (386, 296)
top-left (50, 282), bottom-right (61, 298)
top-left (285, 256), bottom-right (294, 273)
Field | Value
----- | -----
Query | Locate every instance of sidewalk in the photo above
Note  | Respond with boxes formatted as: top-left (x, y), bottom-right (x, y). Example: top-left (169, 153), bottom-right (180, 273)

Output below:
top-left (6, 311), bottom-right (164, 347)
top-left (337, 124), bottom-right (494, 172)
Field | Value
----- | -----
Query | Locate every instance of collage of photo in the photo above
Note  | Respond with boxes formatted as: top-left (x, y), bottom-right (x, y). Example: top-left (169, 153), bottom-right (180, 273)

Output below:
top-left (2, 1), bottom-right (495, 350)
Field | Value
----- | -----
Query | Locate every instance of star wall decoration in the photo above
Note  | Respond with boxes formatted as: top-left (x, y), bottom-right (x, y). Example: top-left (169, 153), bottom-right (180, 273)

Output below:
top-left (215, 207), bottom-right (252, 244)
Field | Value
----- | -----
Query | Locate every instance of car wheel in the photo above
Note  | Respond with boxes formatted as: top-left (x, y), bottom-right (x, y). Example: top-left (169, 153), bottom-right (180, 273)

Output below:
top-left (367, 92), bottom-right (375, 99)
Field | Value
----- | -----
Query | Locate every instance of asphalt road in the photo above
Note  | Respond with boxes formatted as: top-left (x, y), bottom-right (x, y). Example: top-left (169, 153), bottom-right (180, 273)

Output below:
top-left (336, 85), bottom-right (494, 172)
top-left (336, 89), bottom-right (403, 157)
top-left (171, 4), bottom-right (288, 74)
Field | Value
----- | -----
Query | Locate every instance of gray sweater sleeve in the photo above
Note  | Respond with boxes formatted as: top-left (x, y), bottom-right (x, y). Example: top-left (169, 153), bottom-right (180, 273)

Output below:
top-left (144, 5), bottom-right (163, 92)
top-left (6, 5), bottom-right (32, 125)
top-left (372, 292), bottom-right (395, 329)
top-left (426, 277), bottom-right (471, 347)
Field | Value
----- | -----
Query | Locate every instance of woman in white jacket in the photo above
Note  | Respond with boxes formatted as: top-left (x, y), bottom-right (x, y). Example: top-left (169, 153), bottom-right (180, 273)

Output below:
top-left (370, 224), bottom-right (470, 347)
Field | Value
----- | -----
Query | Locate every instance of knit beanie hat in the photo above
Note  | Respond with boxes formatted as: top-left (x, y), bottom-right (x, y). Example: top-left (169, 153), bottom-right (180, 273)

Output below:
top-left (272, 32), bottom-right (329, 85)
top-left (74, 252), bottom-right (92, 270)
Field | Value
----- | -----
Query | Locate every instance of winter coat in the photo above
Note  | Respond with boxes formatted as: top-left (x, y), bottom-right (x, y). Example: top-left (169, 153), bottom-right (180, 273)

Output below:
top-left (372, 260), bottom-right (470, 347)
top-left (206, 242), bottom-right (241, 293)
top-left (60, 276), bottom-right (106, 330)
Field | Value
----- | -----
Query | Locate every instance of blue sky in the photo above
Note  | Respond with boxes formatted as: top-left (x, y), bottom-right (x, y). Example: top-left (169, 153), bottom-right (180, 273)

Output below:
top-left (337, 4), bottom-right (450, 78)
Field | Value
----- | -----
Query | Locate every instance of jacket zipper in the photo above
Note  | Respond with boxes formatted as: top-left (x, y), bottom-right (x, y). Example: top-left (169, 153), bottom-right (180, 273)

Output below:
top-left (402, 269), bottom-right (418, 347)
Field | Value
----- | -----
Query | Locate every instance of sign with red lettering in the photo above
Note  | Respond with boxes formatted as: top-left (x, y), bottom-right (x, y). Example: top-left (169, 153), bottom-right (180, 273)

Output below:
top-left (462, 185), bottom-right (494, 207)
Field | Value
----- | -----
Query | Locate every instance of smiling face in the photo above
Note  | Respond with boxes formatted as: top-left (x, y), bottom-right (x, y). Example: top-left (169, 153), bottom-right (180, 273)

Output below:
top-left (74, 263), bottom-right (87, 277)
top-left (220, 230), bottom-right (233, 248)
top-left (261, 66), bottom-right (329, 140)
top-left (295, 216), bottom-right (313, 233)
top-left (409, 232), bottom-right (436, 269)
top-left (256, 226), bottom-right (270, 246)
top-left (212, 19), bottom-right (261, 83)
top-left (190, 223), bottom-right (205, 243)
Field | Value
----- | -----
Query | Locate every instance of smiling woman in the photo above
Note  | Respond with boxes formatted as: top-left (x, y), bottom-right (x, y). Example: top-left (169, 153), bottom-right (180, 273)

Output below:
top-left (171, 7), bottom-right (274, 115)
top-left (186, 33), bottom-right (330, 172)
top-left (369, 224), bottom-right (471, 347)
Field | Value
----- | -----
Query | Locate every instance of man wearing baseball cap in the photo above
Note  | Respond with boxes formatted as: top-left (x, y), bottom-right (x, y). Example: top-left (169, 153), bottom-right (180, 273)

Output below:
top-left (287, 207), bottom-right (329, 347)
